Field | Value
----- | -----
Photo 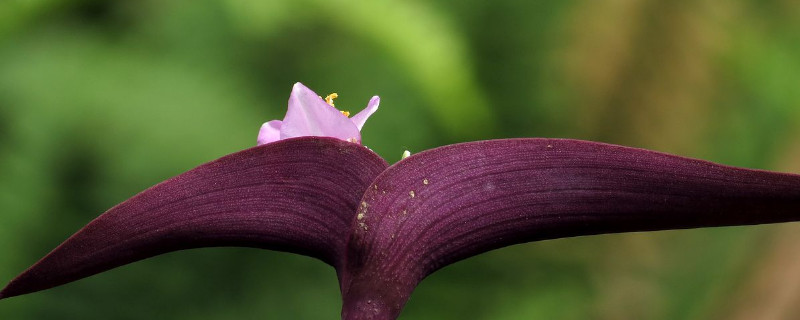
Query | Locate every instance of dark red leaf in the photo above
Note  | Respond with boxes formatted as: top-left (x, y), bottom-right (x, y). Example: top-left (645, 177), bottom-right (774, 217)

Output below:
top-left (1, 137), bottom-right (387, 299)
top-left (8, 137), bottom-right (800, 320)
top-left (340, 138), bottom-right (800, 319)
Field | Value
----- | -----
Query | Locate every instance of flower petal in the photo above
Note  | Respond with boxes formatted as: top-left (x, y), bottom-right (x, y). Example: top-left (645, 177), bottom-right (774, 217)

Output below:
top-left (0, 137), bottom-right (388, 300)
top-left (350, 96), bottom-right (380, 131)
top-left (256, 120), bottom-right (282, 145)
top-left (341, 138), bottom-right (800, 318)
top-left (281, 82), bottom-right (361, 142)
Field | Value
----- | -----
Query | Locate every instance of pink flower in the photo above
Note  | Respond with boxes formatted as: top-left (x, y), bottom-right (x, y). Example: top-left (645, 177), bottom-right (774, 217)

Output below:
top-left (257, 82), bottom-right (380, 145)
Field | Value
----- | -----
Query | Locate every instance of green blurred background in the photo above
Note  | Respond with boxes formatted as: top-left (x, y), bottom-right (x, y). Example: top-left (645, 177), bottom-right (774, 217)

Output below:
top-left (1, 0), bottom-right (800, 319)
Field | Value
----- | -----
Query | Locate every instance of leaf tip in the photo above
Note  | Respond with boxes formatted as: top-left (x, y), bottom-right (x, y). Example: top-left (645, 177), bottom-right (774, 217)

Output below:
top-left (0, 276), bottom-right (29, 300)
top-left (0, 284), bottom-right (11, 300)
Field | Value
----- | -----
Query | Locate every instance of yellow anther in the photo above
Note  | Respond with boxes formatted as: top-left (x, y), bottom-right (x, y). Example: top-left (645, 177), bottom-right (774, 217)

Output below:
top-left (324, 93), bottom-right (338, 107)
top-left (324, 93), bottom-right (349, 117)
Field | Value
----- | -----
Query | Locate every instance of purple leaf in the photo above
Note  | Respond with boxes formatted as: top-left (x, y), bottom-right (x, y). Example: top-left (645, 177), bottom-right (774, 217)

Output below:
top-left (7, 137), bottom-right (800, 320)
top-left (0, 137), bottom-right (387, 299)
top-left (340, 138), bottom-right (800, 319)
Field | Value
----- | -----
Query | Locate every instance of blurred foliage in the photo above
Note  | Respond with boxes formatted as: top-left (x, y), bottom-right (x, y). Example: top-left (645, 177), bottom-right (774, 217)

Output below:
top-left (1, 0), bottom-right (800, 319)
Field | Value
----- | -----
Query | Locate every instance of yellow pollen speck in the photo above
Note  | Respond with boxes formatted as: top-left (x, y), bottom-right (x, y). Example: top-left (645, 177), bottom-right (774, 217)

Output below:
top-left (324, 93), bottom-right (350, 116)
top-left (423, 179), bottom-right (429, 185)
top-left (409, 190), bottom-right (415, 198)
top-left (357, 213), bottom-right (365, 220)
top-left (324, 93), bottom-right (338, 106)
